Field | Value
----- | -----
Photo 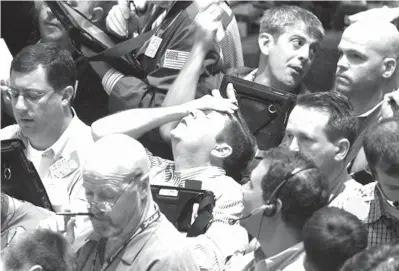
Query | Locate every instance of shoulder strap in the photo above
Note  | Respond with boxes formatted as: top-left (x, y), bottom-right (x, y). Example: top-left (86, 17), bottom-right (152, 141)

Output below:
top-left (87, 29), bottom-right (157, 61)
top-left (346, 104), bottom-right (381, 172)
top-left (186, 190), bottom-right (215, 237)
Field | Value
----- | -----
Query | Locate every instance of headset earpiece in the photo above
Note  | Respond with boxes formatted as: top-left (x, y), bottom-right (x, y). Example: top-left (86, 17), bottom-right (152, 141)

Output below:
top-left (263, 201), bottom-right (277, 217)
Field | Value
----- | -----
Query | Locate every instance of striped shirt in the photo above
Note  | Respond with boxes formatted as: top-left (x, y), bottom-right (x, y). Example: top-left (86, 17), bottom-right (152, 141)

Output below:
top-left (146, 150), bottom-right (249, 271)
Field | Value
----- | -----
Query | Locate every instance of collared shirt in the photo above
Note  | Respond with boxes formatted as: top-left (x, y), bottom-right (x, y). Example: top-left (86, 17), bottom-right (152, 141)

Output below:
top-left (359, 182), bottom-right (399, 246)
top-left (0, 111), bottom-right (93, 211)
top-left (254, 242), bottom-right (304, 271)
top-left (147, 151), bottom-right (248, 271)
top-left (77, 206), bottom-right (199, 271)
top-left (329, 179), bottom-right (369, 220)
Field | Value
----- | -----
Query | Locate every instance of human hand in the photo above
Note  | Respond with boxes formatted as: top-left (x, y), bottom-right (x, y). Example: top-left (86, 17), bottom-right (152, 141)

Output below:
top-left (186, 83), bottom-right (238, 114)
top-left (106, 0), bottom-right (138, 38)
top-left (347, 6), bottom-right (399, 24)
top-left (194, 2), bottom-right (224, 50)
top-left (380, 89), bottom-right (399, 120)
top-left (38, 210), bottom-right (76, 245)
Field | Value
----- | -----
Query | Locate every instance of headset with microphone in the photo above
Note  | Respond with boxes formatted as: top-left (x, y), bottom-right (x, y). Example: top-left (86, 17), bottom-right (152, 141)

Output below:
top-left (234, 166), bottom-right (314, 223)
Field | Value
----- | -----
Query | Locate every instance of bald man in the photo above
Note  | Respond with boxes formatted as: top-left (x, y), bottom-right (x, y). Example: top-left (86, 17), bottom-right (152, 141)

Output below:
top-left (335, 21), bottom-right (399, 116)
top-left (334, 21), bottom-right (399, 183)
top-left (76, 134), bottom-right (199, 271)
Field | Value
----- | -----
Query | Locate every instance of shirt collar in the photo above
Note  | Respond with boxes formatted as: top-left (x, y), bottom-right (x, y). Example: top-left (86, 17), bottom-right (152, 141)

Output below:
top-left (366, 186), bottom-right (384, 224)
top-left (258, 242), bottom-right (304, 271)
top-left (178, 166), bottom-right (226, 181)
top-left (358, 100), bottom-right (383, 118)
top-left (27, 108), bottom-right (80, 158)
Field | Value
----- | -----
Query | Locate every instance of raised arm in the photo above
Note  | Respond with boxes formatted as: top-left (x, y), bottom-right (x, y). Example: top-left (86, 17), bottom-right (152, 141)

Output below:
top-left (91, 89), bottom-right (237, 141)
top-left (159, 3), bottom-right (225, 142)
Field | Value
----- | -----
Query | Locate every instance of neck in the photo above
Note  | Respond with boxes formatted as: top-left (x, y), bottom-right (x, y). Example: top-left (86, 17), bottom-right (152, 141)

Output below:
top-left (356, 82), bottom-right (395, 115)
top-left (172, 142), bottom-right (210, 171)
top-left (258, 222), bottom-right (301, 258)
top-left (327, 164), bottom-right (350, 195)
top-left (29, 111), bottom-right (73, 150)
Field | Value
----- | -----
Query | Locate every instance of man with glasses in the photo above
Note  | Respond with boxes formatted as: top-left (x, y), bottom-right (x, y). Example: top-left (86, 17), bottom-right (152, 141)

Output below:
top-left (75, 134), bottom-right (199, 271)
top-left (0, 42), bottom-right (93, 213)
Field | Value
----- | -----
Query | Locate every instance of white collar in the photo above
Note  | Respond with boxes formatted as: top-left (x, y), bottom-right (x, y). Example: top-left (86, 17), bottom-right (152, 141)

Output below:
top-left (358, 100), bottom-right (383, 118)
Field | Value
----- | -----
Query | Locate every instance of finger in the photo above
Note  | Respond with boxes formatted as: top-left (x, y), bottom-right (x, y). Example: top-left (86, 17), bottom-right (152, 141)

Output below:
top-left (211, 89), bottom-right (223, 98)
top-left (65, 218), bottom-right (76, 244)
top-left (226, 83), bottom-right (237, 103)
top-left (118, 1), bottom-right (131, 20)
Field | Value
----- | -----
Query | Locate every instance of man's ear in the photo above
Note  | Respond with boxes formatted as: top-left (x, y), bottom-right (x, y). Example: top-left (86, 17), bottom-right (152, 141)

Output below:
top-left (90, 7), bottom-right (104, 23)
top-left (29, 265), bottom-right (43, 271)
top-left (258, 33), bottom-right (274, 57)
top-left (61, 86), bottom-right (74, 106)
top-left (334, 138), bottom-right (350, 162)
top-left (138, 173), bottom-right (150, 200)
top-left (211, 142), bottom-right (232, 159)
top-left (382, 57), bottom-right (397, 79)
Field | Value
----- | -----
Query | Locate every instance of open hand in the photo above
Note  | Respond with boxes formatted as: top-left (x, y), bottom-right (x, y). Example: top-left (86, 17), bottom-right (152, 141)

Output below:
top-left (187, 83), bottom-right (238, 114)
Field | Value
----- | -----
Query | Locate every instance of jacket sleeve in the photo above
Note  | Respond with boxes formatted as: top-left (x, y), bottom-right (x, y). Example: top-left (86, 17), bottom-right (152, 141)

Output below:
top-left (108, 15), bottom-right (222, 113)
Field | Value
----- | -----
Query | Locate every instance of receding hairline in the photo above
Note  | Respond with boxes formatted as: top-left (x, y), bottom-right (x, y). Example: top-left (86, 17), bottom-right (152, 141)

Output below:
top-left (342, 21), bottom-right (399, 55)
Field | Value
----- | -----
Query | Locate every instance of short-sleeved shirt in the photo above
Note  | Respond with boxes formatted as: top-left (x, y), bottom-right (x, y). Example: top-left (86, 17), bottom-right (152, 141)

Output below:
top-left (0, 112), bottom-right (93, 211)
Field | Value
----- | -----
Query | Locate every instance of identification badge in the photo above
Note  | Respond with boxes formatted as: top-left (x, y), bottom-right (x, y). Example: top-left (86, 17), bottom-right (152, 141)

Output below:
top-left (145, 36), bottom-right (163, 58)
top-left (50, 151), bottom-right (80, 179)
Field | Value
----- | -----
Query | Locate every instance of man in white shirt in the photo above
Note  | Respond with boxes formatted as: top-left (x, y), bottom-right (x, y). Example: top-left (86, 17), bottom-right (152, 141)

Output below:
top-left (282, 91), bottom-right (367, 219)
top-left (0, 42), bottom-right (93, 212)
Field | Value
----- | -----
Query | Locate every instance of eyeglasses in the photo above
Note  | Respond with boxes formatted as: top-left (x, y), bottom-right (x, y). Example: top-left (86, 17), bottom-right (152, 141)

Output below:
top-left (85, 173), bottom-right (149, 213)
top-left (4, 87), bottom-right (53, 104)
top-left (1, 226), bottom-right (26, 252)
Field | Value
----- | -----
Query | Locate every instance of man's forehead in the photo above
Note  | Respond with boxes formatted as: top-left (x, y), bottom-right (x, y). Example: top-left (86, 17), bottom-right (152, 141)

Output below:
top-left (288, 106), bottom-right (329, 128)
top-left (281, 24), bottom-right (321, 44)
top-left (10, 66), bottom-right (51, 89)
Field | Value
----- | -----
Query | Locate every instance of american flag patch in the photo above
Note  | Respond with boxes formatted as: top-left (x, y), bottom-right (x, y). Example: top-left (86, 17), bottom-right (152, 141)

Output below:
top-left (163, 49), bottom-right (189, 70)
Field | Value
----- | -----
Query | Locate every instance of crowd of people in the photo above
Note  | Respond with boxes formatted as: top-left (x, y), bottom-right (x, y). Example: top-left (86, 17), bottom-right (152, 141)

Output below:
top-left (1, 1), bottom-right (399, 271)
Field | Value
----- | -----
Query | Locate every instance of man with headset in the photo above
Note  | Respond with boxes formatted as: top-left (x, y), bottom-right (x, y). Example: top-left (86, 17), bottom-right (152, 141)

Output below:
top-left (226, 147), bottom-right (329, 271)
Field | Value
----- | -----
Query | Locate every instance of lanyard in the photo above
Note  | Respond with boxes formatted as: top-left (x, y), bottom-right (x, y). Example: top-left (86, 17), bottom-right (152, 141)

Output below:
top-left (91, 209), bottom-right (161, 271)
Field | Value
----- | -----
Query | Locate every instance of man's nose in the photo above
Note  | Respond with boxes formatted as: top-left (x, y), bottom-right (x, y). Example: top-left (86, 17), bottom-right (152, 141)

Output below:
top-left (288, 137), bottom-right (299, 152)
top-left (14, 95), bottom-right (29, 112)
top-left (297, 45), bottom-right (310, 62)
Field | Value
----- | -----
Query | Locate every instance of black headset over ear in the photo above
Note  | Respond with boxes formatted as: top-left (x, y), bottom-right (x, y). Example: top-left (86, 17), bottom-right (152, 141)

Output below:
top-left (231, 166), bottom-right (314, 224)
top-left (262, 166), bottom-right (314, 217)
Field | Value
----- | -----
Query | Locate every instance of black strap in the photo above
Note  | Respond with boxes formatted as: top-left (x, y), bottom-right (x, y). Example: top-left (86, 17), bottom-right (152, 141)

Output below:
top-left (87, 29), bottom-right (157, 61)
top-left (187, 192), bottom-right (215, 237)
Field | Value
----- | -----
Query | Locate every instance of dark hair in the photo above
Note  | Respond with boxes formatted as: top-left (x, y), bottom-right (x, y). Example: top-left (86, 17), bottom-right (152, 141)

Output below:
top-left (303, 207), bottom-right (368, 271)
top-left (340, 243), bottom-right (399, 271)
top-left (3, 228), bottom-right (77, 271)
top-left (363, 117), bottom-right (399, 177)
top-left (215, 110), bottom-right (257, 183)
top-left (11, 42), bottom-right (77, 91)
top-left (296, 91), bottom-right (359, 147)
top-left (260, 147), bottom-right (329, 229)
top-left (260, 5), bottom-right (324, 41)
